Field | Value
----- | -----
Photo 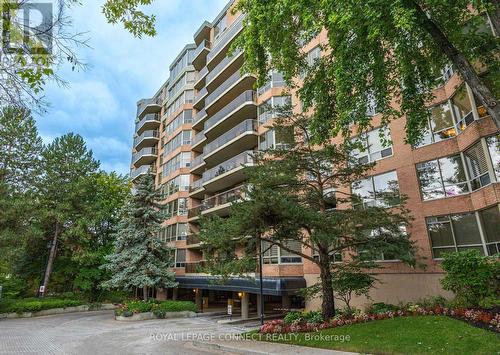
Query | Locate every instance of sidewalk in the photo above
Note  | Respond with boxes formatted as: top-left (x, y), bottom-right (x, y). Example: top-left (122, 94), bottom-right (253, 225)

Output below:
top-left (192, 339), bottom-right (358, 355)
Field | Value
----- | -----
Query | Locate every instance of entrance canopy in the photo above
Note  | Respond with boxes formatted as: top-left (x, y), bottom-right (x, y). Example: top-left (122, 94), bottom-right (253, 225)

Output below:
top-left (175, 276), bottom-right (306, 296)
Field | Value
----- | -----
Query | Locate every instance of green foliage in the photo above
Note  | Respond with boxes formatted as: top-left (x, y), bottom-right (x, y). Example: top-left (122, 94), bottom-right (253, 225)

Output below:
top-left (366, 302), bottom-right (400, 314)
top-left (283, 310), bottom-right (324, 325)
top-left (101, 175), bottom-right (177, 295)
top-left (331, 267), bottom-right (376, 311)
top-left (114, 299), bottom-right (196, 317)
top-left (440, 250), bottom-right (499, 307)
top-left (234, 0), bottom-right (500, 145)
top-left (0, 298), bottom-right (83, 314)
top-left (0, 275), bottom-right (28, 299)
top-left (102, 0), bottom-right (157, 37)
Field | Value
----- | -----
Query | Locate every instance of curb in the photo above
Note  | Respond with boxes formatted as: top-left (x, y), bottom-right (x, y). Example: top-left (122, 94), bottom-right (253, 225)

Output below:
top-left (0, 304), bottom-right (117, 320)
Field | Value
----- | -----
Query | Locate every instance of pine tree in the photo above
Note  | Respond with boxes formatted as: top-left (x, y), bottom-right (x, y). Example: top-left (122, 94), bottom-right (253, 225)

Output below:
top-left (198, 109), bottom-right (418, 319)
top-left (101, 174), bottom-right (177, 300)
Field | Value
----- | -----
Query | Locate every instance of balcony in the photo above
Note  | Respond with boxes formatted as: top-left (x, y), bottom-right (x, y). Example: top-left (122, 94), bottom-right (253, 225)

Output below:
top-left (202, 150), bottom-right (254, 192)
top-left (130, 164), bottom-right (156, 181)
top-left (189, 178), bottom-right (204, 198)
top-left (132, 147), bottom-right (158, 167)
top-left (203, 120), bottom-right (258, 165)
top-left (207, 15), bottom-right (244, 65)
top-left (202, 185), bottom-right (245, 217)
top-left (133, 130), bottom-right (159, 150)
top-left (190, 153), bottom-right (205, 174)
top-left (205, 90), bottom-right (256, 135)
top-left (193, 108), bottom-right (208, 130)
top-left (192, 39), bottom-right (211, 70)
top-left (186, 234), bottom-right (201, 246)
top-left (137, 97), bottom-right (162, 118)
top-left (191, 131), bottom-right (206, 153)
top-left (257, 72), bottom-right (286, 95)
top-left (135, 113), bottom-right (160, 135)
top-left (206, 49), bottom-right (243, 90)
top-left (193, 87), bottom-right (208, 110)
top-left (205, 71), bottom-right (256, 113)
top-left (194, 66), bottom-right (209, 90)
top-left (188, 205), bottom-right (203, 220)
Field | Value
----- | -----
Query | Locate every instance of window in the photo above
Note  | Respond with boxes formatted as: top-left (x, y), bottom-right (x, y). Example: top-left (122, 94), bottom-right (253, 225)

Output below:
top-left (306, 46), bottom-right (321, 66)
top-left (426, 212), bottom-right (486, 258)
top-left (175, 249), bottom-right (186, 268)
top-left (486, 135), bottom-right (500, 180)
top-left (324, 188), bottom-right (337, 211)
top-left (358, 227), bottom-right (406, 261)
top-left (259, 127), bottom-right (294, 150)
top-left (352, 171), bottom-right (400, 207)
top-left (213, 14), bottom-right (227, 40)
top-left (159, 174), bottom-right (190, 199)
top-left (170, 49), bottom-right (194, 80)
top-left (163, 152), bottom-right (191, 177)
top-left (262, 240), bottom-right (302, 264)
top-left (452, 85), bottom-right (474, 130)
top-left (416, 155), bottom-right (469, 200)
top-left (164, 110), bottom-right (192, 135)
top-left (464, 141), bottom-right (491, 190)
top-left (351, 127), bottom-right (392, 164)
top-left (158, 223), bottom-right (188, 242)
top-left (164, 197), bottom-right (189, 218)
top-left (258, 96), bottom-right (291, 124)
top-left (480, 205), bottom-right (500, 255)
top-left (163, 130), bottom-right (192, 156)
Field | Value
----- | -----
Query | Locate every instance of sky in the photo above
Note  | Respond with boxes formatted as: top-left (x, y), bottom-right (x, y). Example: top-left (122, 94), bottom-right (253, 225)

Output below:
top-left (37, 0), bottom-right (228, 175)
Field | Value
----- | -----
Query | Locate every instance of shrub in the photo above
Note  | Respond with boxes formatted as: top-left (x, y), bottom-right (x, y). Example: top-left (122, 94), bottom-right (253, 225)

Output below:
top-left (115, 300), bottom-right (196, 317)
top-left (303, 311), bottom-right (323, 324)
top-left (0, 298), bottom-right (83, 314)
top-left (441, 250), bottom-right (499, 308)
top-left (366, 302), bottom-right (399, 314)
top-left (284, 311), bottom-right (303, 325)
top-left (283, 311), bottom-right (323, 325)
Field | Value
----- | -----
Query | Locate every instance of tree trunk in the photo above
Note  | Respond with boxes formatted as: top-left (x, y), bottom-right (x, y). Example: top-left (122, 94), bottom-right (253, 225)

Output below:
top-left (410, 0), bottom-right (500, 129)
top-left (143, 286), bottom-right (148, 301)
top-left (318, 251), bottom-right (335, 319)
top-left (40, 222), bottom-right (60, 297)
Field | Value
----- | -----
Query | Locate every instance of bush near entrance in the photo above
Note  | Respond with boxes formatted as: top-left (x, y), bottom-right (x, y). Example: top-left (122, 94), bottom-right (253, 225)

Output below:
top-left (114, 300), bottom-right (196, 318)
top-left (0, 298), bottom-right (84, 314)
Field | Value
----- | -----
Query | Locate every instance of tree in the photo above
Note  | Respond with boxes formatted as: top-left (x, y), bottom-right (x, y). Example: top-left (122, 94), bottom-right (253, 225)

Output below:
top-left (198, 109), bottom-right (417, 319)
top-left (234, 0), bottom-right (500, 146)
top-left (101, 174), bottom-right (177, 300)
top-left (37, 133), bottom-right (100, 296)
top-left (0, 106), bottom-right (43, 192)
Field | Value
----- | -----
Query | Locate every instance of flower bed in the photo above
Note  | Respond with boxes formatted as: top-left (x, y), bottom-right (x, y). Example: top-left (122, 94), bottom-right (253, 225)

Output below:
top-left (114, 299), bottom-right (197, 318)
top-left (260, 306), bottom-right (500, 334)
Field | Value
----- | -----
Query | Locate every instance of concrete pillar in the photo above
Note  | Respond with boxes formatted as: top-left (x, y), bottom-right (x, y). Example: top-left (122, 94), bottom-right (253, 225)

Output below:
top-left (282, 295), bottom-right (291, 310)
top-left (241, 292), bottom-right (249, 320)
top-left (195, 289), bottom-right (202, 311)
top-left (172, 288), bottom-right (178, 301)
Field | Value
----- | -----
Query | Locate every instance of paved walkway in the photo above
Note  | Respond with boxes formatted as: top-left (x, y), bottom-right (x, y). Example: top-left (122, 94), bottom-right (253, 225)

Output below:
top-left (0, 310), bottom-right (355, 355)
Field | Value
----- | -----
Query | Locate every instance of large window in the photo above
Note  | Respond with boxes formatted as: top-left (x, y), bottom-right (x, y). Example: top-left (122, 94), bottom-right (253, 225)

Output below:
top-left (163, 130), bottom-right (192, 156)
top-left (162, 152), bottom-right (191, 177)
top-left (258, 95), bottom-right (291, 124)
top-left (259, 127), bottom-right (295, 150)
top-left (262, 240), bottom-right (302, 264)
top-left (175, 249), bottom-right (186, 268)
top-left (159, 223), bottom-right (188, 242)
top-left (464, 141), bottom-right (491, 190)
top-left (351, 127), bottom-right (392, 164)
top-left (159, 174), bottom-right (190, 199)
top-left (164, 197), bottom-right (188, 218)
top-left (352, 170), bottom-right (400, 207)
top-left (418, 85), bottom-right (476, 147)
top-left (416, 155), bottom-right (469, 200)
top-left (164, 110), bottom-right (192, 135)
top-left (426, 207), bottom-right (500, 258)
top-left (486, 135), bottom-right (500, 180)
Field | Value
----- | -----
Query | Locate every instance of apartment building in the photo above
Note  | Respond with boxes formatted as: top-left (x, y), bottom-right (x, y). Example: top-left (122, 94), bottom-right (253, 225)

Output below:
top-left (130, 1), bottom-right (500, 317)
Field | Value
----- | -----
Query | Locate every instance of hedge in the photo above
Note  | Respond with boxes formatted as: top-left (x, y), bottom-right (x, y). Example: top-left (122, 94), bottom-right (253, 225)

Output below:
top-left (0, 298), bottom-right (84, 314)
top-left (115, 300), bottom-right (197, 317)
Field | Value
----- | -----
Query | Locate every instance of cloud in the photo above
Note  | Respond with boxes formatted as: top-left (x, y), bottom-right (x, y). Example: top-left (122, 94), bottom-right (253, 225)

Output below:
top-left (36, 0), bottom-right (230, 175)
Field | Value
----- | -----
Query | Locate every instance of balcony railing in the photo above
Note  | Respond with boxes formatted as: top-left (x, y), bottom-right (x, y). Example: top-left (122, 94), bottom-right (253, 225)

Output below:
top-left (204, 185), bottom-right (245, 210)
top-left (137, 97), bottom-right (162, 117)
top-left (194, 87), bottom-right (208, 103)
top-left (191, 154), bottom-right (205, 170)
top-left (188, 205), bottom-right (203, 218)
top-left (190, 178), bottom-right (204, 192)
top-left (185, 261), bottom-right (206, 273)
top-left (133, 130), bottom-right (159, 147)
top-left (202, 150), bottom-right (254, 182)
top-left (205, 90), bottom-right (256, 131)
top-left (207, 15), bottom-right (244, 62)
top-left (192, 131), bottom-right (206, 146)
top-left (132, 147), bottom-right (157, 165)
top-left (205, 70), bottom-right (246, 107)
top-left (193, 108), bottom-right (207, 125)
top-left (196, 66), bottom-right (209, 83)
top-left (130, 164), bottom-right (156, 180)
top-left (257, 72), bottom-right (286, 95)
top-left (193, 39), bottom-right (211, 62)
top-left (204, 119), bottom-right (257, 156)
top-left (135, 113), bottom-right (160, 132)
top-left (186, 234), bottom-right (201, 245)
top-left (206, 48), bottom-right (242, 84)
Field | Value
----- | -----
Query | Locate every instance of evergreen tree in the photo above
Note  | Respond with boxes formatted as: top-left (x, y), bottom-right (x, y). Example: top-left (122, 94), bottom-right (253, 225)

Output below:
top-left (198, 109), bottom-right (418, 319)
top-left (101, 174), bottom-right (177, 300)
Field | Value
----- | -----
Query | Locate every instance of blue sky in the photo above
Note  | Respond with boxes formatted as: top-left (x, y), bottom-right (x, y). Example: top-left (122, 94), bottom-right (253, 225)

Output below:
top-left (37, 0), bottom-right (228, 175)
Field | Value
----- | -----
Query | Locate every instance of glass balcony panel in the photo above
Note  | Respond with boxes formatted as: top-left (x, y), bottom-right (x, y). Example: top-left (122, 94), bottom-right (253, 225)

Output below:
top-left (205, 90), bottom-right (255, 131)
top-left (203, 119), bottom-right (257, 155)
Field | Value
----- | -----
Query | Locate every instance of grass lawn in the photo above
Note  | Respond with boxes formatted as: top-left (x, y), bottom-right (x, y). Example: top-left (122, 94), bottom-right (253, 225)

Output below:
top-left (260, 316), bottom-right (500, 355)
